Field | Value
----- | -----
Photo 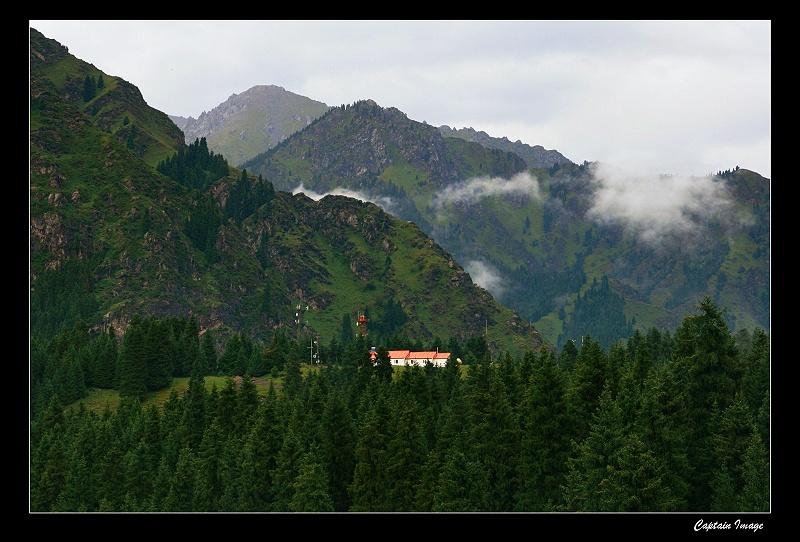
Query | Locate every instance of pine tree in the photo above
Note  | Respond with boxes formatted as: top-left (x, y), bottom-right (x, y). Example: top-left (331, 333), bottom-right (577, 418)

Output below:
top-left (163, 446), bottom-right (198, 511)
top-left (709, 395), bottom-right (756, 511)
top-left (117, 316), bottom-right (147, 399)
top-left (374, 344), bottom-right (393, 384)
top-left (82, 74), bottom-right (96, 101)
top-left (635, 365), bottom-right (691, 510)
top-left (237, 374), bottom-right (260, 428)
top-left (143, 316), bottom-right (173, 390)
top-left (668, 297), bottom-right (743, 510)
top-left (559, 338), bottom-right (578, 373)
top-left (414, 450), bottom-right (441, 511)
top-left (148, 457), bottom-right (172, 511)
top-left (219, 333), bottom-right (244, 376)
top-left (159, 388), bottom-right (186, 470)
top-left (385, 400), bottom-right (427, 511)
top-left (123, 439), bottom-right (156, 509)
top-left (270, 406), bottom-right (306, 511)
top-left (179, 369), bottom-right (207, 450)
top-left (432, 448), bottom-right (489, 511)
top-left (741, 328), bottom-right (769, 418)
top-left (289, 446), bottom-right (334, 512)
top-left (92, 416), bottom-right (126, 510)
top-left (282, 352), bottom-right (303, 398)
top-left (201, 329), bottom-right (218, 374)
top-left (320, 386), bottom-right (356, 511)
top-left (565, 334), bottom-right (607, 443)
top-left (52, 457), bottom-right (91, 512)
top-left (30, 426), bottom-right (68, 511)
top-left (177, 315), bottom-right (201, 378)
top-left (738, 429), bottom-right (770, 512)
top-left (222, 388), bottom-right (283, 511)
top-left (94, 326), bottom-right (118, 388)
top-left (299, 370), bottom-right (328, 449)
top-left (562, 383), bottom-right (626, 511)
top-left (213, 377), bottom-right (239, 441)
top-left (349, 393), bottom-right (393, 511)
top-left (515, 349), bottom-right (570, 511)
top-left (193, 420), bottom-right (226, 511)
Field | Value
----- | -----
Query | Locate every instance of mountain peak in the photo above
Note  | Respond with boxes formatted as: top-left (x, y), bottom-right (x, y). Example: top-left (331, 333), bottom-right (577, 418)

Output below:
top-left (170, 85), bottom-right (330, 167)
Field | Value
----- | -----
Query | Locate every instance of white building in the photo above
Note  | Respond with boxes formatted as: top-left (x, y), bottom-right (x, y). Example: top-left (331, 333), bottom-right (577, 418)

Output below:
top-left (370, 348), bottom-right (451, 367)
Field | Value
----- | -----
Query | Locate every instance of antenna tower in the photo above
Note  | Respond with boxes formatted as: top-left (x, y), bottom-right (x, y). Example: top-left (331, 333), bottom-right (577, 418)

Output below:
top-left (357, 311), bottom-right (369, 338)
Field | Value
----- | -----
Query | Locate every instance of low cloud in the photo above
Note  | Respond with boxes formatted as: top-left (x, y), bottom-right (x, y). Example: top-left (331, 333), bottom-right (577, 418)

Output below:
top-left (430, 171), bottom-right (541, 210)
top-left (464, 259), bottom-right (506, 299)
top-left (292, 183), bottom-right (397, 213)
top-left (586, 163), bottom-right (747, 245)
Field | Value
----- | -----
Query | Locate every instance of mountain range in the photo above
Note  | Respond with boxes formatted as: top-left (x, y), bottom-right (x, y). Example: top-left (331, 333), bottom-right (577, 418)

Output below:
top-left (29, 27), bottom-right (550, 357)
top-left (29, 27), bottom-right (770, 355)
top-left (235, 97), bottom-right (769, 348)
top-left (169, 85), bottom-right (572, 173)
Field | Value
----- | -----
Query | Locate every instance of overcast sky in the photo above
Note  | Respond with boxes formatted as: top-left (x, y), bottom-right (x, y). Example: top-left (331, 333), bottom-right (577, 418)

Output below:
top-left (30, 20), bottom-right (771, 179)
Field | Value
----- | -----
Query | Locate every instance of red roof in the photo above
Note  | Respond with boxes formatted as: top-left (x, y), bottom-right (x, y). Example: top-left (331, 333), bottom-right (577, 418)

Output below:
top-left (372, 349), bottom-right (451, 363)
top-left (388, 350), bottom-right (411, 358)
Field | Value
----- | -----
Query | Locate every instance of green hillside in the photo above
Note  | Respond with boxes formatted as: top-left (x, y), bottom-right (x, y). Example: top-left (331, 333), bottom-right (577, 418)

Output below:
top-left (29, 27), bottom-right (549, 358)
top-left (242, 101), bottom-right (770, 349)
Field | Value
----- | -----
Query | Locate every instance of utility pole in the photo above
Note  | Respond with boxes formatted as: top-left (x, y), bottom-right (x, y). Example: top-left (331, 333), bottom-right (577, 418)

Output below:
top-left (308, 335), bottom-right (319, 365)
top-left (294, 302), bottom-right (309, 343)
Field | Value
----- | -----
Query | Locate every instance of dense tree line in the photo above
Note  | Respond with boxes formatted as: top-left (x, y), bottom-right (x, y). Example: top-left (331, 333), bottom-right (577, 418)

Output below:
top-left (157, 137), bottom-right (230, 191)
top-left (30, 257), bottom-right (101, 342)
top-left (560, 275), bottom-right (633, 350)
top-left (224, 168), bottom-right (276, 225)
top-left (506, 257), bottom-right (586, 324)
top-left (182, 193), bottom-right (222, 263)
top-left (29, 297), bottom-right (769, 512)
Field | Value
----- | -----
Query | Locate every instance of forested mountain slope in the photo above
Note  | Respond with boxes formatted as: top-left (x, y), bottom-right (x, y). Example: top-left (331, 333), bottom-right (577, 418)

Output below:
top-left (29, 299), bottom-right (771, 513)
top-left (29, 27), bottom-right (548, 356)
top-left (29, 26), bottom-right (770, 516)
top-left (240, 100), bottom-right (770, 348)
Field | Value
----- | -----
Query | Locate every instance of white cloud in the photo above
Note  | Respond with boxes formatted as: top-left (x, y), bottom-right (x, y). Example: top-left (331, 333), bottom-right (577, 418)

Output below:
top-left (464, 260), bottom-right (506, 298)
top-left (30, 20), bottom-right (770, 179)
top-left (586, 162), bottom-right (746, 245)
top-left (292, 183), bottom-right (397, 214)
top-left (430, 171), bottom-right (541, 209)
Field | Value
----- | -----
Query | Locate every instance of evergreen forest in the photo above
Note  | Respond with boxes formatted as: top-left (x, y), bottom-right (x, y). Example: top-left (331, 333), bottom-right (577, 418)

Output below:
top-left (29, 297), bottom-right (770, 513)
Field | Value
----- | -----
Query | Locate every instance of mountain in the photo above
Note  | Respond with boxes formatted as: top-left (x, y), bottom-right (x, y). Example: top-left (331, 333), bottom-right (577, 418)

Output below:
top-left (438, 125), bottom-right (572, 170)
top-left (170, 88), bottom-right (572, 173)
top-left (169, 85), bottom-right (331, 168)
top-left (29, 29), bottom-right (184, 169)
top-left (238, 99), bottom-right (770, 348)
top-left (29, 27), bottom-right (549, 357)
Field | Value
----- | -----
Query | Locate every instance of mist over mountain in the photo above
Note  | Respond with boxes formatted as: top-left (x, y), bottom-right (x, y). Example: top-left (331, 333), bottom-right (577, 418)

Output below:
top-left (236, 98), bottom-right (769, 348)
top-left (28, 25), bottom-right (771, 517)
top-left (29, 27), bottom-right (549, 356)
top-left (29, 25), bottom-right (769, 353)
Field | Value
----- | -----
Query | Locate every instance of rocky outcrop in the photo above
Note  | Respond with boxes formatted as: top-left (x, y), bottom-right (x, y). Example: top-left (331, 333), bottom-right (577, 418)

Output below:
top-left (438, 125), bottom-right (572, 169)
